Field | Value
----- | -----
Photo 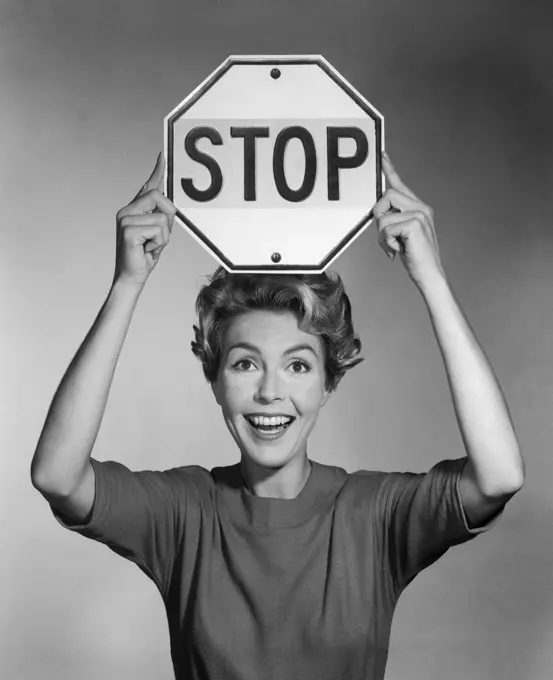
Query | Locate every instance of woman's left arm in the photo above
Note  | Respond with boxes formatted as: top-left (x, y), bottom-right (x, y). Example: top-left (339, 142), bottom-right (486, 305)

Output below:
top-left (373, 152), bottom-right (525, 528)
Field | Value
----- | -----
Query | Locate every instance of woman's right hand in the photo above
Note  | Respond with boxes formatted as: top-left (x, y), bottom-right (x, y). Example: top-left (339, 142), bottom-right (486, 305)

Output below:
top-left (113, 153), bottom-right (177, 288)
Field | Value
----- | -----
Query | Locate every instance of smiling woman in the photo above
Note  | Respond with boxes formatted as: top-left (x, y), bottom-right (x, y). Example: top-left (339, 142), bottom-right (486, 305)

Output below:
top-left (191, 267), bottom-right (364, 498)
top-left (31, 154), bottom-right (522, 680)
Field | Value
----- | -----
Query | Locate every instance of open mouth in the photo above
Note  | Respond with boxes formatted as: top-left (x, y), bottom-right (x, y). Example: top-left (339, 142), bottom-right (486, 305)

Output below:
top-left (244, 415), bottom-right (295, 435)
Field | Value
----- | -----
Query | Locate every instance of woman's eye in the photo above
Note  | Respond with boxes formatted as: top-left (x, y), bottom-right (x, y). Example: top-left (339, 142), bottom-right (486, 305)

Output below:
top-left (233, 359), bottom-right (255, 371)
top-left (231, 359), bottom-right (311, 373)
top-left (290, 360), bottom-right (311, 373)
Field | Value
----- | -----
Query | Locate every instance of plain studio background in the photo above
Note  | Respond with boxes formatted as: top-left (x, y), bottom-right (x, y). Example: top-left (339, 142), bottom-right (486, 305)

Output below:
top-left (1, 1), bottom-right (552, 679)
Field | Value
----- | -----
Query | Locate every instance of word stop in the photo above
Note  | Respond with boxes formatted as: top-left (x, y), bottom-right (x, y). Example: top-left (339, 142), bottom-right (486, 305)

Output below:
top-left (181, 125), bottom-right (370, 203)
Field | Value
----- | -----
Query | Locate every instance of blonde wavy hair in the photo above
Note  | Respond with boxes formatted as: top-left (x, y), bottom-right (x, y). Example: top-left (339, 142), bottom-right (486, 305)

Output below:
top-left (191, 267), bottom-right (364, 392)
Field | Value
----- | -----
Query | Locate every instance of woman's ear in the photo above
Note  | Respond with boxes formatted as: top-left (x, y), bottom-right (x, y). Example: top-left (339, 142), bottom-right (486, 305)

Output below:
top-left (320, 388), bottom-right (332, 408)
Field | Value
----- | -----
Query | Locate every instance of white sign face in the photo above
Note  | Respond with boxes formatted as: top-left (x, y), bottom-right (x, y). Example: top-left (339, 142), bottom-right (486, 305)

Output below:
top-left (165, 55), bottom-right (384, 273)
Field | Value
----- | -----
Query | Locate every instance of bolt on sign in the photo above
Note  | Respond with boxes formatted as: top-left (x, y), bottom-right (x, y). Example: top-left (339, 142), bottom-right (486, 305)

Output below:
top-left (165, 55), bottom-right (384, 273)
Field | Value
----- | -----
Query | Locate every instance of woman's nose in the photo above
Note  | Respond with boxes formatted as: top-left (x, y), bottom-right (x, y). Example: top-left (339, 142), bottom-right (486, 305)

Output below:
top-left (255, 370), bottom-right (284, 403)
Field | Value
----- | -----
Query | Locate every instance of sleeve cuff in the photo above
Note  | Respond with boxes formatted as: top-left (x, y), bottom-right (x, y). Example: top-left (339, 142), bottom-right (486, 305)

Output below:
top-left (454, 458), bottom-right (505, 535)
top-left (49, 458), bottom-right (103, 533)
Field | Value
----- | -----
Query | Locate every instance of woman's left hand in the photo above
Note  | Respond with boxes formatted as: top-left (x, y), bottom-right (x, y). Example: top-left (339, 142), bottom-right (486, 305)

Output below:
top-left (372, 151), bottom-right (446, 290)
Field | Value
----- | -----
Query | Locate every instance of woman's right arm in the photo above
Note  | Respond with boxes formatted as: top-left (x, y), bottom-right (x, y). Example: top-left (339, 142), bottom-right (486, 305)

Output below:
top-left (31, 154), bottom-right (176, 522)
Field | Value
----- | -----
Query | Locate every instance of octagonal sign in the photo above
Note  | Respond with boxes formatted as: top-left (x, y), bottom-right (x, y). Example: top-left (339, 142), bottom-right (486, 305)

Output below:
top-left (165, 55), bottom-right (384, 273)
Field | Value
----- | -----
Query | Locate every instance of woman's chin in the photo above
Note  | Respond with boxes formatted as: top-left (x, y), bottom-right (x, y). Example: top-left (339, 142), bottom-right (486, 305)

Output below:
top-left (240, 443), bottom-right (304, 470)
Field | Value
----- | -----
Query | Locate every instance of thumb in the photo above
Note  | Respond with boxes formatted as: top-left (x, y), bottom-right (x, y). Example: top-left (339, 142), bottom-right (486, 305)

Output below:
top-left (135, 152), bottom-right (165, 199)
top-left (382, 151), bottom-right (419, 201)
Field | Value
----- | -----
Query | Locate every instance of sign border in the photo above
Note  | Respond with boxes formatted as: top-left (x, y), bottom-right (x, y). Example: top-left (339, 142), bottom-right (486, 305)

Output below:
top-left (164, 55), bottom-right (384, 273)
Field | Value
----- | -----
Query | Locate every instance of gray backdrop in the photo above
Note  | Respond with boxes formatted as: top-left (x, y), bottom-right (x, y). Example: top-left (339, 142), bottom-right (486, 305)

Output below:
top-left (2, 1), bottom-right (552, 679)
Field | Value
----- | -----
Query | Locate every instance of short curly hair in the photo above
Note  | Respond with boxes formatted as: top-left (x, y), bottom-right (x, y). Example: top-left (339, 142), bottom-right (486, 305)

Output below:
top-left (191, 267), bottom-right (364, 392)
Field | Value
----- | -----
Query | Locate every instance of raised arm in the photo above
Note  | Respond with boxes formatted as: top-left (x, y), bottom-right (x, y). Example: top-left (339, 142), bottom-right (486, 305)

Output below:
top-left (31, 154), bottom-right (176, 521)
top-left (372, 151), bottom-right (524, 528)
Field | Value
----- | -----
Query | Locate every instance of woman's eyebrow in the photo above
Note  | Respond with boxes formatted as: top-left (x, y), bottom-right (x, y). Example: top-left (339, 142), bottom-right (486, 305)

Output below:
top-left (283, 343), bottom-right (319, 358)
top-left (227, 342), bottom-right (319, 358)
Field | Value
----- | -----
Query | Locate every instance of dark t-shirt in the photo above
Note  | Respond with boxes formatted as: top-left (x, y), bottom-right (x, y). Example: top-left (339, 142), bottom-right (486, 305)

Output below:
top-left (51, 456), bottom-right (502, 680)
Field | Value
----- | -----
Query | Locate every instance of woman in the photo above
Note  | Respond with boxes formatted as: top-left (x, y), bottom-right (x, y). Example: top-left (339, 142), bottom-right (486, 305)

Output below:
top-left (31, 151), bottom-right (524, 680)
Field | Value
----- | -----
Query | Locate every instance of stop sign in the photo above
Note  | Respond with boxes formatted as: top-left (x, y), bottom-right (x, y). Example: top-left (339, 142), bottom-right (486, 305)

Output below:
top-left (165, 55), bottom-right (384, 273)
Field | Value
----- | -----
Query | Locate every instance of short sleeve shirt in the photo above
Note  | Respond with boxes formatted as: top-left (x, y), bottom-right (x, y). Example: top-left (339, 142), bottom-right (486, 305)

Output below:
top-left (51, 456), bottom-right (503, 680)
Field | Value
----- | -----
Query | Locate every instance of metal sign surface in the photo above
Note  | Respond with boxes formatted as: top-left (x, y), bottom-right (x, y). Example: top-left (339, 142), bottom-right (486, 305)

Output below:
top-left (165, 55), bottom-right (384, 273)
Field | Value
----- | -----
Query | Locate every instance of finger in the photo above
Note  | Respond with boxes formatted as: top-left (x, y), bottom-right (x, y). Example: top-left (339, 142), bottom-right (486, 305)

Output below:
top-left (144, 215), bottom-right (171, 253)
top-left (372, 188), bottom-right (424, 218)
top-left (377, 226), bottom-right (401, 258)
top-left (119, 189), bottom-right (177, 221)
top-left (376, 207), bottom-right (437, 259)
top-left (382, 151), bottom-right (419, 201)
top-left (118, 212), bottom-right (171, 230)
top-left (119, 214), bottom-right (171, 249)
top-left (122, 224), bottom-right (169, 252)
top-left (143, 214), bottom-right (171, 254)
top-left (378, 217), bottom-right (427, 255)
top-left (144, 239), bottom-right (166, 254)
top-left (135, 152), bottom-right (165, 200)
top-left (376, 209), bottom-right (432, 233)
top-left (377, 212), bottom-right (431, 259)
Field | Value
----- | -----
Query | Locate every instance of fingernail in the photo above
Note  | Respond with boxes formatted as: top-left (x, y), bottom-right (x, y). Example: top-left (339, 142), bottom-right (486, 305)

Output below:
top-left (387, 251), bottom-right (394, 260)
top-left (382, 150), bottom-right (388, 159)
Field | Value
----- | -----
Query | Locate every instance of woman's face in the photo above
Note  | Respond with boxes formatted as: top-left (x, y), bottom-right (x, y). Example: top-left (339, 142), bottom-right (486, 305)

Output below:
top-left (212, 310), bottom-right (331, 471)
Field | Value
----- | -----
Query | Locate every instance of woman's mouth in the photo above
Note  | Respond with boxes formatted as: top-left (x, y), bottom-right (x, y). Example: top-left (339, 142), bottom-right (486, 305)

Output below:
top-left (243, 415), bottom-right (295, 439)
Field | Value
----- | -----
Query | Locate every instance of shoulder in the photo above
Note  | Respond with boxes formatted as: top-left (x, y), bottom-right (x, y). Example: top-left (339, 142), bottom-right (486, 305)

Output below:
top-left (327, 458), bottom-right (467, 512)
top-left (164, 463), bottom-right (216, 488)
top-left (341, 469), bottom-right (389, 508)
top-left (90, 458), bottom-right (218, 504)
top-left (314, 460), bottom-right (389, 510)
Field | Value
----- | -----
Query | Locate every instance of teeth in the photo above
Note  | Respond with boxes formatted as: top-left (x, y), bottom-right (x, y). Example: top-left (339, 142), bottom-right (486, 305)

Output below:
top-left (248, 415), bottom-right (293, 427)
